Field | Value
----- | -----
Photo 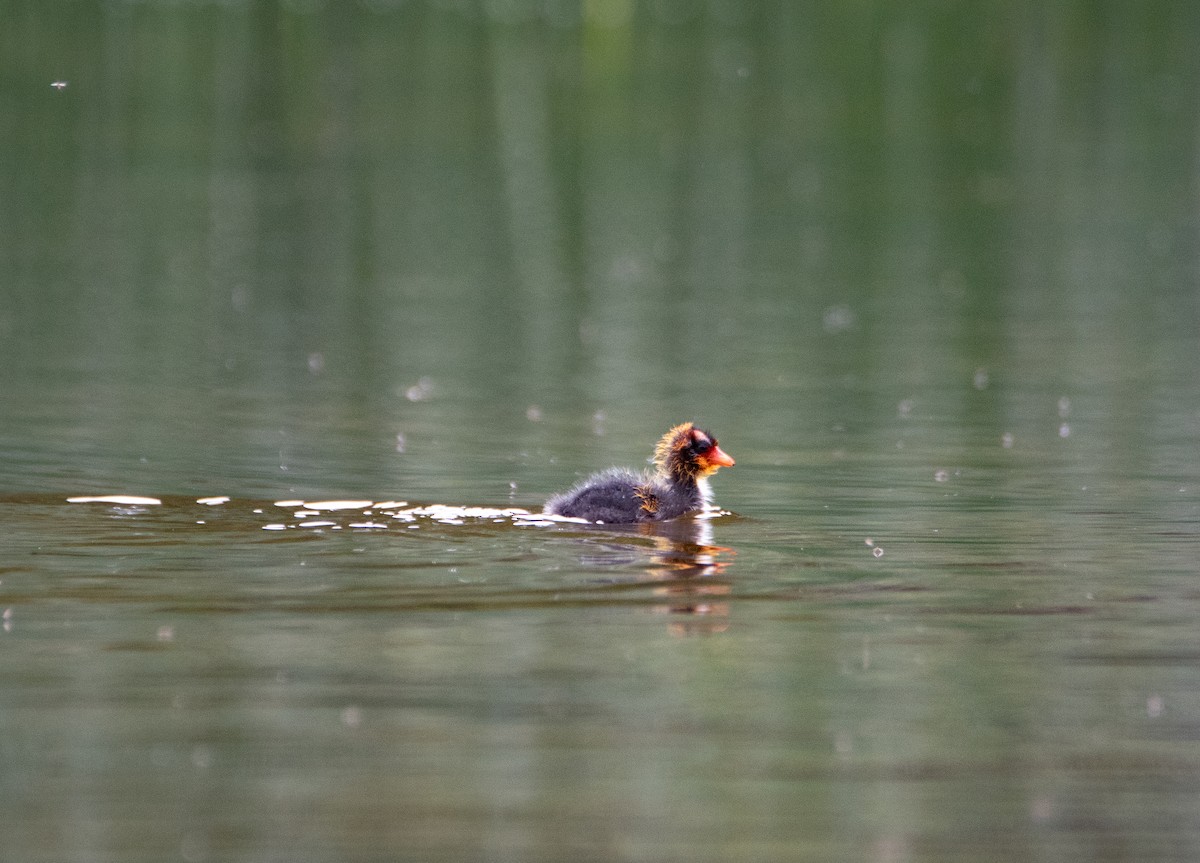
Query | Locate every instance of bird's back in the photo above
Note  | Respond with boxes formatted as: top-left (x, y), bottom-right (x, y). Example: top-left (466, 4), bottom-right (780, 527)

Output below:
top-left (544, 467), bottom-right (646, 523)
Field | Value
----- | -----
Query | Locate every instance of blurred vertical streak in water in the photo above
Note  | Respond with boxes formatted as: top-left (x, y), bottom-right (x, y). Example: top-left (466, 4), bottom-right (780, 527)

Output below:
top-left (487, 22), bottom-right (571, 361)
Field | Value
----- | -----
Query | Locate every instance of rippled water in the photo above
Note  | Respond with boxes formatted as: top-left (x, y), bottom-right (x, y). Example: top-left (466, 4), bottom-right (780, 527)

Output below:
top-left (7, 2), bottom-right (1200, 860)
top-left (6, 430), bottom-right (1200, 862)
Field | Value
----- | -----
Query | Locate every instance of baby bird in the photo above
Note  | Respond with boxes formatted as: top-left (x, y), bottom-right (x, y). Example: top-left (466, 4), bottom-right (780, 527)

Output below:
top-left (545, 422), bottom-right (734, 524)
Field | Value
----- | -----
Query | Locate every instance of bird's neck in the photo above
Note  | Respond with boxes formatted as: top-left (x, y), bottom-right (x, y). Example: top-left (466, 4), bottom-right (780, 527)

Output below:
top-left (664, 465), bottom-right (698, 488)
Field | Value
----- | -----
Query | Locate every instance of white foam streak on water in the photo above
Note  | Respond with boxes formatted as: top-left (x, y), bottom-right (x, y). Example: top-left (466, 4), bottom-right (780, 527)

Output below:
top-left (255, 501), bottom-right (596, 530)
top-left (63, 493), bottom-right (708, 530)
top-left (66, 495), bottom-right (163, 505)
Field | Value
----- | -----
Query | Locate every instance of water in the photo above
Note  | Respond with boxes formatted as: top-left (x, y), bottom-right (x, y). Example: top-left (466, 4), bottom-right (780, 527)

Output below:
top-left (5, 433), bottom-right (1200, 861)
top-left (5, 2), bottom-right (1200, 861)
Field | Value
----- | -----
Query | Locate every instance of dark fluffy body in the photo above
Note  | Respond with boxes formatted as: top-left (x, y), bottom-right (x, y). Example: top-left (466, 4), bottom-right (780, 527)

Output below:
top-left (544, 467), bottom-right (704, 524)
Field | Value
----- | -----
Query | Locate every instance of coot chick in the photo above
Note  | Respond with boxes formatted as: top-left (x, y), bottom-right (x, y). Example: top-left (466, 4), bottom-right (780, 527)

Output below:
top-left (545, 422), bottom-right (734, 524)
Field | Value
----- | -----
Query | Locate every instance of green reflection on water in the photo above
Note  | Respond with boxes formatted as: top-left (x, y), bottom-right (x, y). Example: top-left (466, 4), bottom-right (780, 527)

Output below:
top-left (3, 3), bottom-right (1200, 861)
top-left (5, 1), bottom-right (1198, 497)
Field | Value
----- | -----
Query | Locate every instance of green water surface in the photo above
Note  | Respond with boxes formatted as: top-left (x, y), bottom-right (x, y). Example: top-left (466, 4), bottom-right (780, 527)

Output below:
top-left (3, 2), bottom-right (1200, 861)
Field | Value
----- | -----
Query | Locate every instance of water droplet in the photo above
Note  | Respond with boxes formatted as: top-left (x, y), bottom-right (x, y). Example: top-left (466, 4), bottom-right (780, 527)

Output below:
top-left (404, 376), bottom-right (434, 402)
top-left (872, 547), bottom-right (884, 558)
top-left (1029, 795), bottom-right (1054, 824)
top-left (934, 469), bottom-right (949, 482)
top-left (191, 745), bottom-right (213, 769)
top-left (822, 304), bottom-right (856, 333)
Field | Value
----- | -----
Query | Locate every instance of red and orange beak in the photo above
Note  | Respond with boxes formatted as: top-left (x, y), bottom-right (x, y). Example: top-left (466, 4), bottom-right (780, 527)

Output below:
top-left (706, 445), bottom-right (735, 469)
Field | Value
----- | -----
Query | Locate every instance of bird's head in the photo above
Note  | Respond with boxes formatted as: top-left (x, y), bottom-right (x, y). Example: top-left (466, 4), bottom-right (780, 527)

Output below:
top-left (654, 422), bottom-right (735, 482)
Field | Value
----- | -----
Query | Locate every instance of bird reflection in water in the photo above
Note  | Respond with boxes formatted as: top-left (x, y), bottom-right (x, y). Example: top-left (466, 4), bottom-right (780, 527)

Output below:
top-left (634, 515), bottom-right (734, 636)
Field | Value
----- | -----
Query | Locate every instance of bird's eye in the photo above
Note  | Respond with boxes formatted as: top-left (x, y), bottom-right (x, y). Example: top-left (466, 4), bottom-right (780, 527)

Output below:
top-left (693, 439), bottom-right (712, 453)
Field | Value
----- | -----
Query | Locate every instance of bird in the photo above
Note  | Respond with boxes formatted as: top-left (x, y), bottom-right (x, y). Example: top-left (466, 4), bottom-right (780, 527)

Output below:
top-left (544, 422), bottom-right (734, 524)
